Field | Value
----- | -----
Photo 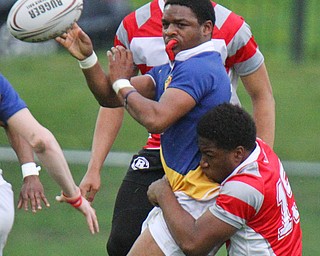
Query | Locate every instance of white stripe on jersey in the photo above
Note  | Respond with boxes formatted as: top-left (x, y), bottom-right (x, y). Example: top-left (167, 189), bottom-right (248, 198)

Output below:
top-left (214, 4), bottom-right (232, 29)
top-left (211, 203), bottom-right (245, 229)
top-left (135, 2), bottom-right (152, 28)
top-left (131, 37), bottom-right (168, 66)
top-left (220, 180), bottom-right (264, 213)
top-left (228, 225), bottom-right (275, 255)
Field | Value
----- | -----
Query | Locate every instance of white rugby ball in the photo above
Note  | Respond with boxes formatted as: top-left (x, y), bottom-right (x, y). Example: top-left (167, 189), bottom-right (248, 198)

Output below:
top-left (7, 0), bottom-right (83, 42)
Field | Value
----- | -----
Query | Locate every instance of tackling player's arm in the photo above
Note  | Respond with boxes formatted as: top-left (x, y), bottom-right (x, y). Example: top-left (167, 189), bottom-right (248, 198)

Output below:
top-left (148, 178), bottom-right (236, 255)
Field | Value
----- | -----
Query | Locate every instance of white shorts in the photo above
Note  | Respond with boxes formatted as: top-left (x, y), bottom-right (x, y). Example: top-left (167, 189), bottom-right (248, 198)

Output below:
top-left (0, 171), bottom-right (15, 256)
top-left (141, 191), bottom-right (216, 256)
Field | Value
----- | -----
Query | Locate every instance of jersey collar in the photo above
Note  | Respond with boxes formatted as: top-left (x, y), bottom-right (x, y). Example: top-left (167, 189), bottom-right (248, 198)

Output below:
top-left (174, 40), bottom-right (216, 62)
top-left (221, 141), bottom-right (261, 185)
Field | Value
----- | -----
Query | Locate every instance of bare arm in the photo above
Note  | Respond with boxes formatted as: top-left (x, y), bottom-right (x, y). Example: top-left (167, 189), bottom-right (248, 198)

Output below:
top-left (148, 178), bottom-right (236, 255)
top-left (241, 63), bottom-right (275, 148)
top-left (80, 106), bottom-right (124, 202)
top-left (7, 108), bottom-right (99, 234)
top-left (4, 125), bottom-right (50, 212)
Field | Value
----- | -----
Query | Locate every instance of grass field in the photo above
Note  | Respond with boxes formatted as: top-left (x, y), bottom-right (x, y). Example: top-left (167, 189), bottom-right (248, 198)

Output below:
top-left (2, 161), bottom-right (319, 255)
top-left (1, 1), bottom-right (320, 253)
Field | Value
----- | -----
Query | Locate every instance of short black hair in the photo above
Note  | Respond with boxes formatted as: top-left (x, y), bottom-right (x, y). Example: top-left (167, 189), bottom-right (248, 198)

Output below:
top-left (197, 103), bottom-right (257, 151)
top-left (165, 0), bottom-right (215, 26)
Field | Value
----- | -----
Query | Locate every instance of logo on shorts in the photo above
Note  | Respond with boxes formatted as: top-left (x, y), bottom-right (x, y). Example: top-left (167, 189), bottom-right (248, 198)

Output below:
top-left (131, 157), bottom-right (150, 170)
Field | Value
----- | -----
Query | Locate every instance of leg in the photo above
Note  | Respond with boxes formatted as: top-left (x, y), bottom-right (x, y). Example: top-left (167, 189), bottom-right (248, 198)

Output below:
top-left (0, 178), bottom-right (14, 256)
top-left (127, 227), bottom-right (164, 256)
top-left (106, 180), bottom-right (154, 256)
top-left (107, 149), bottom-right (164, 256)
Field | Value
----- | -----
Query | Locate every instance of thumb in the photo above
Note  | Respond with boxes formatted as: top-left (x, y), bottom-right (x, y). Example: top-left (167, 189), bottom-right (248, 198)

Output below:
top-left (87, 190), bottom-right (97, 203)
top-left (55, 194), bottom-right (67, 203)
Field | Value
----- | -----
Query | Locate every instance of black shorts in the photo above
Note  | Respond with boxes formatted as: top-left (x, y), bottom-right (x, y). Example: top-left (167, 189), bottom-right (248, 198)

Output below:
top-left (124, 148), bottom-right (164, 185)
top-left (107, 149), bottom-right (164, 256)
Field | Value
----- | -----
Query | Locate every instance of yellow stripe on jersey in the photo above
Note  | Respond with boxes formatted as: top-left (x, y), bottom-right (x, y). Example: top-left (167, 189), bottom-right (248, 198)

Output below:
top-left (160, 148), bottom-right (220, 200)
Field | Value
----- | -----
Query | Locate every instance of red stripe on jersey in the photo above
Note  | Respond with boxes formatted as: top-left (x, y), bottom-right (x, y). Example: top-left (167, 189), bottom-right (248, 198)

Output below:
top-left (144, 133), bottom-right (161, 148)
top-left (216, 193), bottom-right (257, 220)
top-left (213, 11), bottom-right (244, 46)
top-left (225, 36), bottom-right (258, 69)
top-left (114, 36), bottom-right (124, 48)
top-left (122, 12), bottom-right (139, 44)
top-left (134, 1), bottom-right (163, 38)
top-left (146, 1), bottom-right (163, 36)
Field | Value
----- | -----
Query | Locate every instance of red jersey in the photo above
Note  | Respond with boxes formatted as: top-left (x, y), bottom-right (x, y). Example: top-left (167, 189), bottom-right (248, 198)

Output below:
top-left (114, 0), bottom-right (264, 149)
top-left (209, 139), bottom-right (302, 255)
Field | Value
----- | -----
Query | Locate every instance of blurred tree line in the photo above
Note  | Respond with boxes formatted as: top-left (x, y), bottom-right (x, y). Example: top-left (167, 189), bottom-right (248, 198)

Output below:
top-left (217, 0), bottom-right (319, 63)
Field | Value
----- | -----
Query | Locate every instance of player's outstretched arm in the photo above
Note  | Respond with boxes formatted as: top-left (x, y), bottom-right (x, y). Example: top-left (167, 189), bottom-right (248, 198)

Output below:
top-left (7, 108), bottom-right (99, 234)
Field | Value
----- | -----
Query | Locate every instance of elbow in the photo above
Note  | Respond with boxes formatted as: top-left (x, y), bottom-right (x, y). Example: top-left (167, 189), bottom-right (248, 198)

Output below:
top-left (179, 241), bottom-right (207, 256)
top-left (96, 96), bottom-right (123, 108)
top-left (143, 119), bottom-right (167, 134)
top-left (29, 129), bottom-right (55, 154)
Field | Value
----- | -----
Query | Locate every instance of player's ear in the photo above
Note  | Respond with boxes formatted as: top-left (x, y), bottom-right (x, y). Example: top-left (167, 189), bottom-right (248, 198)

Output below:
top-left (202, 20), bottom-right (214, 37)
top-left (233, 146), bottom-right (246, 162)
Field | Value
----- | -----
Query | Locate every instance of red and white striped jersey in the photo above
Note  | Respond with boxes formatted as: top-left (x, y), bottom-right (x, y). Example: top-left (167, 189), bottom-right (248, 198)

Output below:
top-left (209, 139), bottom-right (302, 255)
top-left (114, 0), bottom-right (264, 149)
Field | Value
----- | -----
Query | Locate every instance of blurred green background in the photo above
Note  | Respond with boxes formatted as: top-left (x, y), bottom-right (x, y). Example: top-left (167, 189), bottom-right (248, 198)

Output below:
top-left (1, 0), bottom-right (320, 255)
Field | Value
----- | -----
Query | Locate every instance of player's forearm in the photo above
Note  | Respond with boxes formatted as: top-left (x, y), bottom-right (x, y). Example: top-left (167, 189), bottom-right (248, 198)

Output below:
top-left (158, 192), bottom-right (211, 256)
top-left (252, 96), bottom-right (275, 148)
top-left (88, 107), bottom-right (124, 172)
top-left (124, 95), bottom-right (167, 133)
top-left (5, 126), bottom-right (35, 164)
top-left (35, 138), bottom-right (78, 197)
top-left (82, 63), bottom-right (123, 107)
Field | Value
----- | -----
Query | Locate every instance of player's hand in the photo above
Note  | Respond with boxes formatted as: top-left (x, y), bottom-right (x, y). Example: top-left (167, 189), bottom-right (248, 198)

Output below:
top-left (17, 175), bottom-right (50, 213)
top-left (56, 189), bottom-right (99, 234)
top-left (77, 196), bottom-right (100, 234)
top-left (79, 169), bottom-right (101, 203)
top-left (55, 23), bottom-right (93, 60)
top-left (147, 176), bottom-right (172, 207)
top-left (107, 45), bottom-right (136, 83)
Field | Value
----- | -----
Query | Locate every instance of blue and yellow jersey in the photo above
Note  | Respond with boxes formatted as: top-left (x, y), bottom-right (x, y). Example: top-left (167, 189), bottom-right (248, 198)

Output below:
top-left (147, 41), bottom-right (231, 200)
